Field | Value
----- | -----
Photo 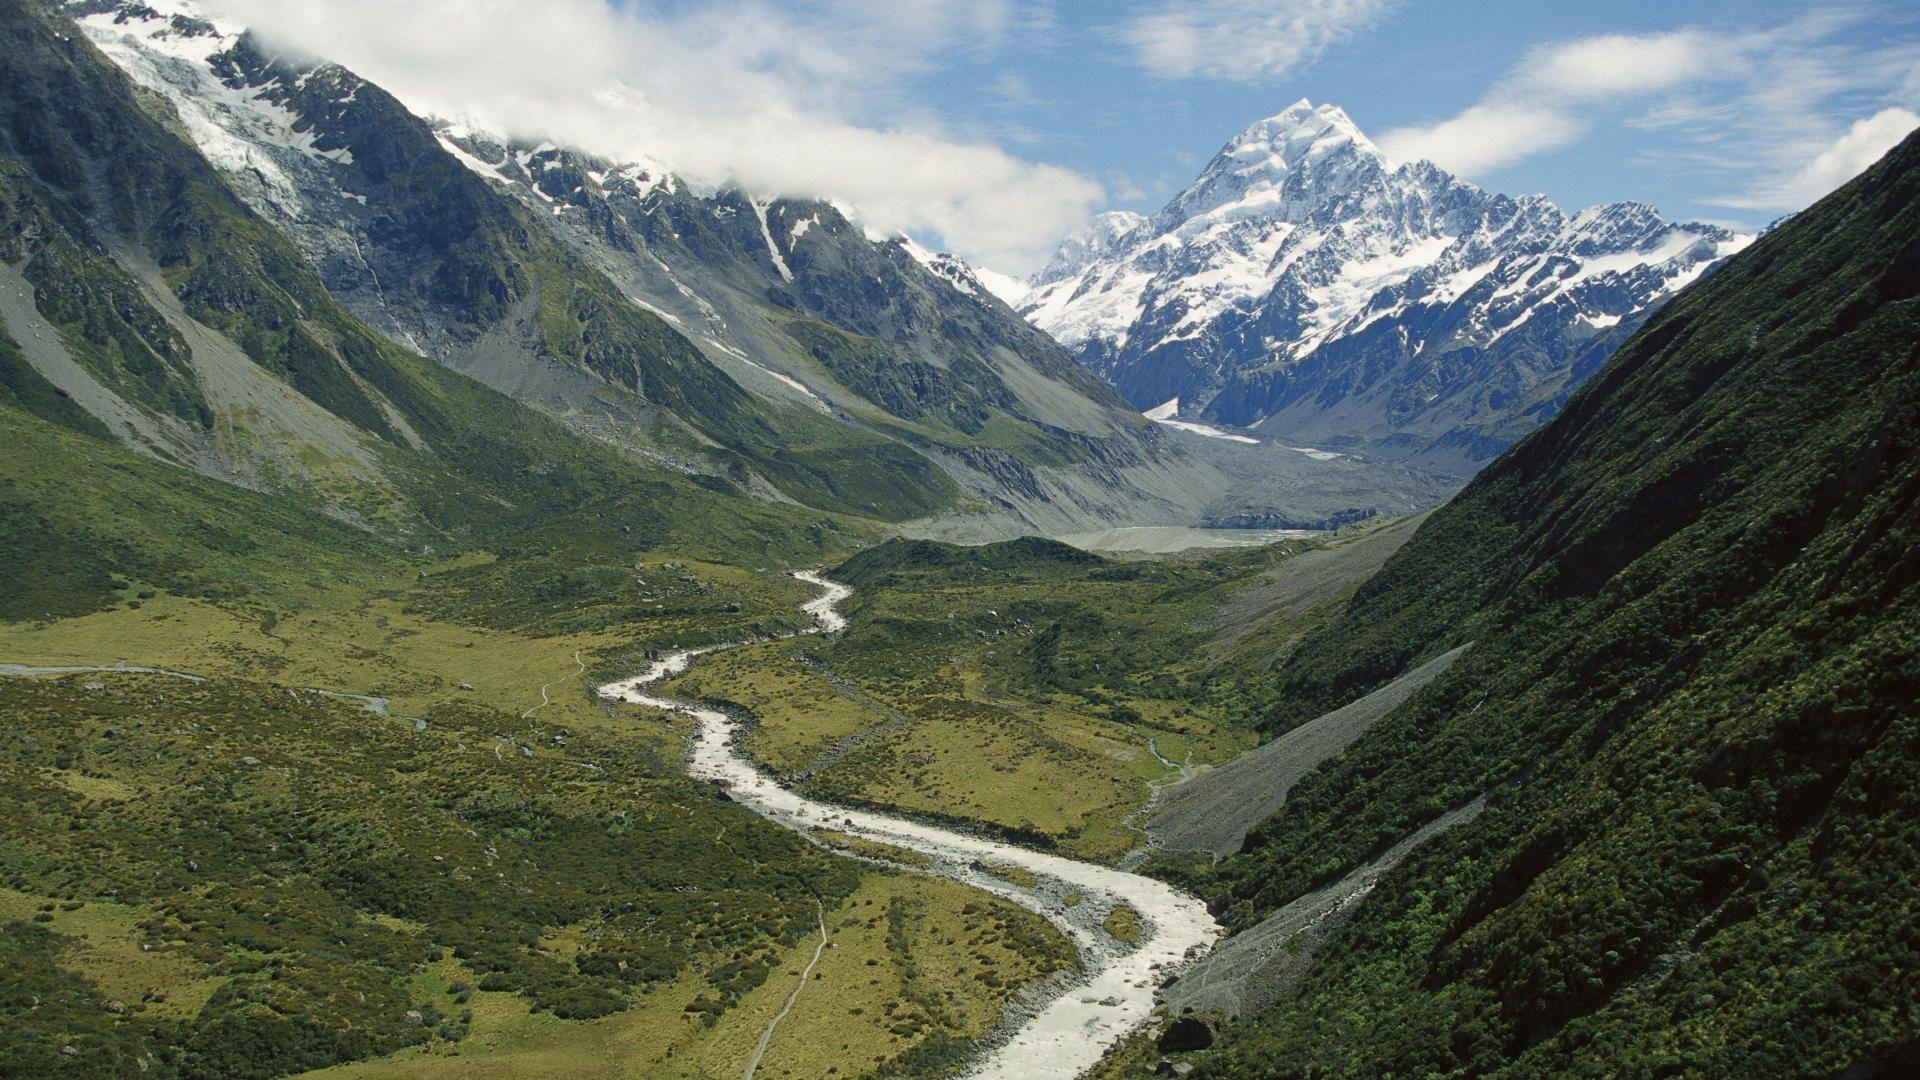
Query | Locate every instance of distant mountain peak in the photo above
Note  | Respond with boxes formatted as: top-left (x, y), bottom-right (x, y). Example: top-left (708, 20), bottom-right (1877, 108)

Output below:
top-left (1020, 100), bottom-right (1750, 477)
top-left (1230, 99), bottom-right (1380, 165)
top-left (1165, 99), bottom-right (1386, 226)
top-left (1033, 210), bottom-right (1148, 287)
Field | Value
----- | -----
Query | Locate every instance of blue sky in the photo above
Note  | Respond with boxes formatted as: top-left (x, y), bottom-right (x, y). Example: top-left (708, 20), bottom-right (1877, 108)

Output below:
top-left (231, 0), bottom-right (1920, 271)
top-left (884, 0), bottom-right (1920, 236)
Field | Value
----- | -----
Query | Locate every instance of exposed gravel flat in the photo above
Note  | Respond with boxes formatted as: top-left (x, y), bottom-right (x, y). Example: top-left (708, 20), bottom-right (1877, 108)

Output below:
top-left (1159, 794), bottom-right (1488, 1021)
top-left (1143, 645), bottom-right (1469, 860)
top-left (1199, 510), bottom-right (1430, 658)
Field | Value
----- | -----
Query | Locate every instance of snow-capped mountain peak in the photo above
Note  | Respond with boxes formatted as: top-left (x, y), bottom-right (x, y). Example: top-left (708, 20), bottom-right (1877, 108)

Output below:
top-left (1020, 101), bottom-right (1751, 476)
top-left (1216, 99), bottom-right (1380, 173)
top-left (1033, 210), bottom-right (1148, 288)
top-left (1164, 99), bottom-right (1384, 226)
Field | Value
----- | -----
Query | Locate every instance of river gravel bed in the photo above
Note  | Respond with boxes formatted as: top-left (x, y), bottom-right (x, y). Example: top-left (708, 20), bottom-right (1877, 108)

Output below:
top-left (597, 570), bottom-right (1222, 1079)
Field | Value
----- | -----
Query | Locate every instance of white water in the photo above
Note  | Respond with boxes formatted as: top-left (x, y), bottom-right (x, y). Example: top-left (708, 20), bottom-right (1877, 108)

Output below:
top-left (598, 571), bottom-right (1222, 1078)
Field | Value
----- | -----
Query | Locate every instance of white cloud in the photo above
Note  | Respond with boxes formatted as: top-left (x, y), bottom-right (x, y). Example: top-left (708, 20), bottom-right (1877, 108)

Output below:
top-left (1517, 32), bottom-right (1716, 99)
top-left (1379, 30), bottom-right (1715, 174)
top-left (1379, 10), bottom-right (1920, 217)
top-left (1744, 106), bottom-right (1920, 206)
top-left (1120, 0), bottom-right (1393, 81)
top-left (1378, 104), bottom-right (1584, 178)
top-left (208, 0), bottom-right (1099, 272)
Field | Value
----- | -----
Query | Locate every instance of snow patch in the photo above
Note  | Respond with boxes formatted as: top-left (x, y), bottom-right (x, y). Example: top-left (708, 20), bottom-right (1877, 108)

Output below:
top-left (1280, 445), bottom-right (1345, 461)
top-left (1152, 411), bottom-right (1259, 445)
top-left (77, 2), bottom-right (363, 210)
top-left (437, 135), bottom-right (511, 184)
top-left (750, 200), bottom-right (794, 283)
top-left (970, 266), bottom-right (1032, 307)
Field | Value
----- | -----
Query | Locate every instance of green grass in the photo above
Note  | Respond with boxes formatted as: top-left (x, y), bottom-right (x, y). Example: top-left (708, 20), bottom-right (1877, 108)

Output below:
top-left (660, 640), bottom-right (894, 774)
top-left (0, 669), bottom-right (857, 1075)
top-left (658, 535), bottom-right (1374, 860)
top-left (1101, 906), bottom-right (1143, 946)
top-left (301, 873), bottom-right (1071, 1080)
top-left (978, 864), bottom-right (1039, 890)
top-left (0, 356), bottom-right (1082, 1080)
top-left (0, 584), bottom-right (1082, 1080)
top-left (0, 385), bottom-right (1079, 1080)
top-left (0, 403), bottom-right (395, 621)
top-left (810, 831), bottom-right (936, 871)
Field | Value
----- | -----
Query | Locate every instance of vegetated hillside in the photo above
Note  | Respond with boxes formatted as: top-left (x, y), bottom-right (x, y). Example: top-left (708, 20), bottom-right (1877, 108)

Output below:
top-left (1, 668), bottom-right (867, 1078)
top-left (830, 536), bottom-right (1105, 590)
top-left (0, 402), bottom-right (387, 621)
top-left (1177, 129), bottom-right (1920, 1075)
top-left (0, 0), bottom-right (890, 573)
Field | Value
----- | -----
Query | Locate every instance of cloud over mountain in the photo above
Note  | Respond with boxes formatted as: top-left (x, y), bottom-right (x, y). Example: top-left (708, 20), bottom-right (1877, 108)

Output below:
top-left (213, 0), bottom-right (1102, 272)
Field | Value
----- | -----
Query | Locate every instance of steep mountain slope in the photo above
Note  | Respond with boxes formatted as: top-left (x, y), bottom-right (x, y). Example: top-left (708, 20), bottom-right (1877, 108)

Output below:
top-left (1024, 101), bottom-right (1749, 477)
top-left (67, 0), bottom-right (1380, 535)
top-left (1, 0), bottom-right (615, 538)
top-left (1, 0), bottom-right (879, 567)
top-left (1160, 127), bottom-right (1920, 1076)
top-left (62, 0), bottom-right (970, 522)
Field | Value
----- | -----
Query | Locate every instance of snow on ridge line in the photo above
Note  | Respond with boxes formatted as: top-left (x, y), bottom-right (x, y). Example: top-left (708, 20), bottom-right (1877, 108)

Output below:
top-left (901, 237), bottom-right (1036, 307)
top-left (969, 265), bottom-right (1033, 307)
top-left (1015, 98), bottom-right (1756, 434)
top-left (436, 134), bottom-right (514, 185)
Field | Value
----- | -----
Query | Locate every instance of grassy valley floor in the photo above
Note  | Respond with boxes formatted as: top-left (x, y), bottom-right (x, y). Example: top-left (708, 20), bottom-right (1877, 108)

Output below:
top-left (0, 490), bottom-right (1084, 1078)
top-left (0, 363), bottom-right (1418, 1079)
top-left (0, 580), bottom-right (1079, 1080)
top-left (657, 524), bottom-right (1417, 862)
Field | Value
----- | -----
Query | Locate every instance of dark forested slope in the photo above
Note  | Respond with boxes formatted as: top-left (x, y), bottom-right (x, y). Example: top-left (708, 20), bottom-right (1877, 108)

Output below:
top-left (1180, 129), bottom-right (1920, 1075)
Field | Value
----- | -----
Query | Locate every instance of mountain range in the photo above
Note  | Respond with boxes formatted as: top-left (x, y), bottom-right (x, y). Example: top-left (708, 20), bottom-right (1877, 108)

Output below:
top-left (55, 0), bottom-right (1450, 537)
top-left (1009, 101), bottom-right (1751, 477)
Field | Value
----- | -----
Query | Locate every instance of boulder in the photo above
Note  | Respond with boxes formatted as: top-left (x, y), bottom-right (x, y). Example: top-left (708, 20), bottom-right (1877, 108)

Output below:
top-left (1158, 1015), bottom-right (1215, 1053)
